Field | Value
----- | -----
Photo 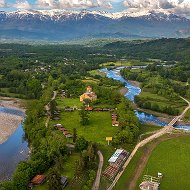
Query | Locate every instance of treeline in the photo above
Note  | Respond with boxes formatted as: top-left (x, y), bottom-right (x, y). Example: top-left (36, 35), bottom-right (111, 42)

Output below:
top-left (0, 70), bottom-right (42, 99)
top-left (104, 38), bottom-right (190, 62)
top-left (112, 98), bottom-right (140, 148)
top-left (135, 96), bottom-right (180, 116)
top-left (98, 77), bottom-right (124, 87)
top-left (121, 68), bottom-right (180, 99)
top-left (93, 86), bottom-right (122, 106)
top-left (146, 63), bottom-right (190, 83)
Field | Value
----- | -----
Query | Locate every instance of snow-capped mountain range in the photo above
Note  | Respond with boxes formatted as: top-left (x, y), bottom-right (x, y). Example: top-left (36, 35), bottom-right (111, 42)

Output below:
top-left (0, 9), bottom-right (190, 40)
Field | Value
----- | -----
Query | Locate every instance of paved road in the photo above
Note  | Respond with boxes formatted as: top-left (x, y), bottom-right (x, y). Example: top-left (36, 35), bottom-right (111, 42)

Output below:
top-left (45, 91), bottom-right (57, 128)
top-left (92, 151), bottom-right (104, 190)
top-left (107, 97), bottom-right (190, 190)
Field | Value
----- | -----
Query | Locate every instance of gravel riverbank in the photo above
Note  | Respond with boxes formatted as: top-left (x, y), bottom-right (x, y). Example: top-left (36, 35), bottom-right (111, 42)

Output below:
top-left (0, 112), bottom-right (23, 144)
top-left (0, 96), bottom-right (25, 112)
top-left (120, 87), bottom-right (128, 96)
top-left (0, 97), bottom-right (25, 144)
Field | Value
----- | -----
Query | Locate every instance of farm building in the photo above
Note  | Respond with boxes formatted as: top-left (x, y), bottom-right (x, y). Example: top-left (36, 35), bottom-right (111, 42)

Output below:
top-left (54, 124), bottom-right (73, 138)
top-left (139, 175), bottom-right (160, 190)
top-left (85, 107), bottom-right (93, 111)
top-left (60, 176), bottom-right (68, 188)
top-left (103, 149), bottom-right (129, 180)
top-left (112, 121), bottom-right (119, 127)
top-left (111, 113), bottom-right (119, 126)
top-left (54, 124), bottom-right (63, 128)
top-left (64, 108), bottom-right (74, 112)
top-left (108, 149), bottom-right (124, 163)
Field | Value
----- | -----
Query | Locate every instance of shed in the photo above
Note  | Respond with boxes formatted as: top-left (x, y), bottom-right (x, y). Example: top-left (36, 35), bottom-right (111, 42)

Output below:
top-left (108, 149), bottom-right (123, 163)
top-left (29, 175), bottom-right (46, 188)
top-left (54, 124), bottom-right (63, 128)
top-left (60, 176), bottom-right (68, 188)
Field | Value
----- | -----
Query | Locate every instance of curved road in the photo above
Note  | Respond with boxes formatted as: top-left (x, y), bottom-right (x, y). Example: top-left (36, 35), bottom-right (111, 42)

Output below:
top-left (107, 97), bottom-right (190, 190)
top-left (92, 151), bottom-right (104, 190)
top-left (45, 91), bottom-right (57, 128)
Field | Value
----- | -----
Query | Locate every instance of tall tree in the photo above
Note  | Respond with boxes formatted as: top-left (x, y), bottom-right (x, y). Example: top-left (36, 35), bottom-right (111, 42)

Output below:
top-left (73, 128), bottom-right (77, 143)
top-left (79, 108), bottom-right (90, 126)
top-left (75, 137), bottom-right (88, 152)
top-left (47, 168), bottom-right (61, 190)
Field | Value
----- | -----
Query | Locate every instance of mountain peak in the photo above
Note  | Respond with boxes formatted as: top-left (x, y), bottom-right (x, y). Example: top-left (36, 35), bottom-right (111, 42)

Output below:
top-left (4, 9), bottom-right (184, 20)
top-left (0, 9), bottom-right (189, 41)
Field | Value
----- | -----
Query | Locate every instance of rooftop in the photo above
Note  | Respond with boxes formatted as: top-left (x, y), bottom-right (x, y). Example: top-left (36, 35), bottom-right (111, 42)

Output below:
top-left (31, 175), bottom-right (45, 185)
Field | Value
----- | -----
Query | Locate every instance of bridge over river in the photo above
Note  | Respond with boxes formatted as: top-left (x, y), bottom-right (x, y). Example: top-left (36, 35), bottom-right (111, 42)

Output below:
top-left (107, 97), bottom-right (190, 190)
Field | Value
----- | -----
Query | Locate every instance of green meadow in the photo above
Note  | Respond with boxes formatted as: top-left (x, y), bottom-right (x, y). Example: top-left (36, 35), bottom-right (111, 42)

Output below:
top-left (138, 137), bottom-right (190, 190)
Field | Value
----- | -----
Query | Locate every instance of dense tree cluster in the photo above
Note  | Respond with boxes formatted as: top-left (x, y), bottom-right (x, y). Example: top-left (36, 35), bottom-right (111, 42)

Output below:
top-left (135, 96), bottom-right (180, 115)
top-left (74, 141), bottom-right (97, 190)
top-left (113, 98), bottom-right (140, 147)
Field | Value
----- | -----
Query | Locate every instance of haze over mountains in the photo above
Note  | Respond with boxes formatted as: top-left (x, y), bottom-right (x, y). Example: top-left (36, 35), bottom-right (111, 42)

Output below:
top-left (0, 9), bottom-right (190, 41)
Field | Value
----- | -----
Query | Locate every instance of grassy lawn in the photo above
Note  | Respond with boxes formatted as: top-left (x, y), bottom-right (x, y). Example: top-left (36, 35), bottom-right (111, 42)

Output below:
top-left (33, 183), bottom-right (49, 190)
top-left (114, 136), bottom-right (190, 190)
top-left (56, 97), bottom-right (82, 109)
top-left (82, 79), bottom-right (99, 84)
top-left (89, 70), bottom-right (106, 77)
top-left (50, 111), bottom-right (118, 145)
top-left (137, 137), bottom-right (190, 190)
top-left (82, 76), bottom-right (100, 84)
top-left (140, 124), bottom-right (162, 134)
top-left (139, 90), bottom-right (187, 113)
top-left (62, 153), bottom-right (80, 179)
top-left (0, 88), bottom-right (26, 99)
top-left (63, 153), bottom-right (81, 190)
top-left (100, 60), bottom-right (154, 67)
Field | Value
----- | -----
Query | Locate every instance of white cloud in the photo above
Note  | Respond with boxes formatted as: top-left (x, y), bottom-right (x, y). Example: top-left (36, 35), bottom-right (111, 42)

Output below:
top-left (36, 0), bottom-right (112, 9)
top-left (174, 0), bottom-right (190, 16)
top-left (14, 0), bottom-right (31, 9)
top-left (0, 0), bottom-right (6, 7)
top-left (123, 0), bottom-right (190, 16)
top-left (123, 0), bottom-right (181, 9)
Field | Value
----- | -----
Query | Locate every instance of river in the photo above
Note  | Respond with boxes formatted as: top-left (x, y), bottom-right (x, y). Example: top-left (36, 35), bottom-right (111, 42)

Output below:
top-left (0, 107), bottom-right (29, 183)
top-left (100, 67), bottom-right (190, 130)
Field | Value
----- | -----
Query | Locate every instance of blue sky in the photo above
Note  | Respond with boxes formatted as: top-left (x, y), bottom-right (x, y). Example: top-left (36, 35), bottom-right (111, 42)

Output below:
top-left (1, 0), bottom-right (190, 18)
